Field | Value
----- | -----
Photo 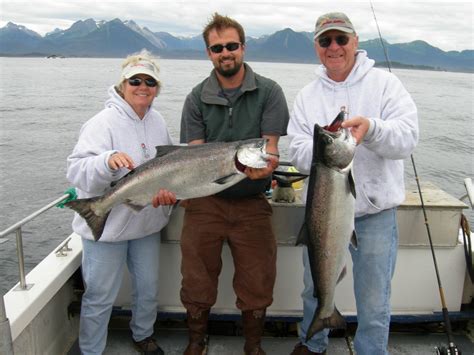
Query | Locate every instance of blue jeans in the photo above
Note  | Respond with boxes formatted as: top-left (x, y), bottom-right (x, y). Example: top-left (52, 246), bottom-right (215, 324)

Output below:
top-left (79, 233), bottom-right (161, 355)
top-left (299, 208), bottom-right (398, 355)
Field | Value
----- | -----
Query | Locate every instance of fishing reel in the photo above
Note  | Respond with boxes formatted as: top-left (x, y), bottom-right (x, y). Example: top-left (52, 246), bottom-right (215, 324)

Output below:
top-left (435, 345), bottom-right (461, 355)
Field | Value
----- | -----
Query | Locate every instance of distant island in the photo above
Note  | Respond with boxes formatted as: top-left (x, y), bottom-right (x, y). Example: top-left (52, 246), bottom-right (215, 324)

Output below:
top-left (374, 61), bottom-right (447, 72)
top-left (1, 19), bottom-right (472, 73)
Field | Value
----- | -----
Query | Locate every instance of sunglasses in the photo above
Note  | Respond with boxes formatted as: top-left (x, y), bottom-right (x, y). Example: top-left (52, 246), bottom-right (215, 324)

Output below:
top-left (127, 77), bottom-right (158, 87)
top-left (317, 35), bottom-right (350, 48)
top-left (208, 42), bottom-right (241, 54)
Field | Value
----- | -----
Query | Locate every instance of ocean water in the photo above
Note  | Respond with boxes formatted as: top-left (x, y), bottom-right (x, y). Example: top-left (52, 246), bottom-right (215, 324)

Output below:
top-left (0, 57), bottom-right (473, 295)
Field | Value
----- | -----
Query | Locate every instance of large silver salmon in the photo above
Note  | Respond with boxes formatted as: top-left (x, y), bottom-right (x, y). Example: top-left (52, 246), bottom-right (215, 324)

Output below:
top-left (66, 138), bottom-right (268, 240)
top-left (297, 111), bottom-right (357, 341)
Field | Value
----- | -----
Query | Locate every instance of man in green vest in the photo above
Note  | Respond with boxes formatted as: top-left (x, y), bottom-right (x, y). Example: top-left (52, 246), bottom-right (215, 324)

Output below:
top-left (178, 12), bottom-right (289, 355)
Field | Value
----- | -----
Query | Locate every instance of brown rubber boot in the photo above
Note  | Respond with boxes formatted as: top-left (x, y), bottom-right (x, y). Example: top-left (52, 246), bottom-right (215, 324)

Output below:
top-left (290, 342), bottom-right (327, 355)
top-left (184, 309), bottom-right (210, 355)
top-left (242, 309), bottom-right (267, 355)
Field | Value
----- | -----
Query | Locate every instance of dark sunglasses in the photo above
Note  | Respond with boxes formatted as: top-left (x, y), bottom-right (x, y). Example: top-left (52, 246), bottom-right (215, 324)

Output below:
top-left (317, 35), bottom-right (350, 48)
top-left (127, 77), bottom-right (158, 87)
top-left (208, 42), bottom-right (241, 54)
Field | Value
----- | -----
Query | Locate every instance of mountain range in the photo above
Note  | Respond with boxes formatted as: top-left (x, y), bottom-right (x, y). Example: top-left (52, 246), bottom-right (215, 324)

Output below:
top-left (1, 18), bottom-right (473, 72)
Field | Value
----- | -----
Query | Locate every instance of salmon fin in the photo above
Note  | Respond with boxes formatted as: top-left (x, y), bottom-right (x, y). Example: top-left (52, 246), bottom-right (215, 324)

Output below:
top-left (296, 223), bottom-right (310, 246)
top-left (214, 173), bottom-right (237, 185)
top-left (350, 230), bottom-right (358, 249)
top-left (348, 170), bottom-right (356, 198)
top-left (272, 173), bottom-right (307, 187)
top-left (124, 200), bottom-right (146, 212)
top-left (154, 145), bottom-right (183, 158)
top-left (272, 170), bottom-right (308, 178)
top-left (65, 197), bottom-right (109, 241)
top-left (306, 307), bottom-right (346, 341)
top-left (337, 266), bottom-right (347, 284)
top-left (272, 174), bottom-right (292, 187)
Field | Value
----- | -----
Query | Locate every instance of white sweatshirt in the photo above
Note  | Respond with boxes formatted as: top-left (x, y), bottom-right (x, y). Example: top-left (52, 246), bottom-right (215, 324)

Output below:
top-left (288, 50), bottom-right (419, 217)
top-left (67, 86), bottom-right (173, 242)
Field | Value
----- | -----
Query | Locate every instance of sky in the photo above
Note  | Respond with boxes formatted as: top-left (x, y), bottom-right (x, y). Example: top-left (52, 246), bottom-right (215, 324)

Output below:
top-left (1, 0), bottom-right (473, 52)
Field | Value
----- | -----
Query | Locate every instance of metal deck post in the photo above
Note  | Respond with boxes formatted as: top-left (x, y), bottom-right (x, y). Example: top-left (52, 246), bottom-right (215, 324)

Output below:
top-left (14, 228), bottom-right (32, 291)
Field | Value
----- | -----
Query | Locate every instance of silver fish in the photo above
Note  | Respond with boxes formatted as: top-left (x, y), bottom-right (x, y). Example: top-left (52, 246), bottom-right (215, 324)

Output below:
top-left (297, 110), bottom-right (357, 340)
top-left (66, 138), bottom-right (268, 240)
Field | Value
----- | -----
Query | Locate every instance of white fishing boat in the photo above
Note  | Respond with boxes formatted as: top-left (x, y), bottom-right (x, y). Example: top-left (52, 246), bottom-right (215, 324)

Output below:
top-left (1, 177), bottom-right (473, 354)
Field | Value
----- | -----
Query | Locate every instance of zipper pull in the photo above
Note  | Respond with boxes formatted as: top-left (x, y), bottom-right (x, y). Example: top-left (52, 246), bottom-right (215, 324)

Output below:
top-left (141, 143), bottom-right (150, 159)
top-left (340, 106), bottom-right (349, 120)
top-left (228, 107), bottom-right (233, 128)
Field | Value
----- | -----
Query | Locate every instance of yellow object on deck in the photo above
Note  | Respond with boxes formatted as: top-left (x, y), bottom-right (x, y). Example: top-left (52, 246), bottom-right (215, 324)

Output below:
top-left (288, 166), bottom-right (304, 190)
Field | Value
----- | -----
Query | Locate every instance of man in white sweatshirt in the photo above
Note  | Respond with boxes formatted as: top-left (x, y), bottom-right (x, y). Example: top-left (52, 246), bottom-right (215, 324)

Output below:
top-left (288, 12), bottom-right (419, 355)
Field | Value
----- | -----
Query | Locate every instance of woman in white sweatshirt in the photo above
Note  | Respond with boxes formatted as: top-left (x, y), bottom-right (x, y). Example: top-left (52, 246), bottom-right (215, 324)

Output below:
top-left (288, 13), bottom-right (418, 355)
top-left (67, 50), bottom-right (172, 355)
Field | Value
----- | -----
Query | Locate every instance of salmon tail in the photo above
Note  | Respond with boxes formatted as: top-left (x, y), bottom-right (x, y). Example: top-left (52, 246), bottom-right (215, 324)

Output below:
top-left (306, 307), bottom-right (346, 342)
top-left (65, 197), bottom-right (109, 241)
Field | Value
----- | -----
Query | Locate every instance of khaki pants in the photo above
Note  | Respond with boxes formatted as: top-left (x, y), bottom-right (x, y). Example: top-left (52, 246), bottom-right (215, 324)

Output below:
top-left (180, 194), bottom-right (277, 316)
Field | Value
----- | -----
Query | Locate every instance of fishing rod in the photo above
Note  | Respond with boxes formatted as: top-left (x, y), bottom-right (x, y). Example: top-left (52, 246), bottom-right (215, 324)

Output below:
top-left (369, 2), bottom-right (461, 355)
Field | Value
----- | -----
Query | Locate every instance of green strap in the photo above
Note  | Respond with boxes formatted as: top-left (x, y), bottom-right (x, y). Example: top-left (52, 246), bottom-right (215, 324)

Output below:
top-left (56, 187), bottom-right (77, 208)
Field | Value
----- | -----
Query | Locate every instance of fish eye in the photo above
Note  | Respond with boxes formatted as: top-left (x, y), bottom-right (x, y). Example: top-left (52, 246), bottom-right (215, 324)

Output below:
top-left (323, 136), bottom-right (334, 144)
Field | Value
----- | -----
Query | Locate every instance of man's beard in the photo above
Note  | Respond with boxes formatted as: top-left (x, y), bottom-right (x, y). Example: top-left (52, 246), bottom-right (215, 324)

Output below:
top-left (216, 58), bottom-right (243, 77)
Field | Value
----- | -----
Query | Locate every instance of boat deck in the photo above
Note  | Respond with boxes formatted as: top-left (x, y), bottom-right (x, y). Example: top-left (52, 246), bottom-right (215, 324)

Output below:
top-left (4, 181), bottom-right (472, 354)
top-left (67, 317), bottom-right (474, 355)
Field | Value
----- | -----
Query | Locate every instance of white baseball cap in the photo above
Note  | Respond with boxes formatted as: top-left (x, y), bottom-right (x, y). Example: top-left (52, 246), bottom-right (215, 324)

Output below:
top-left (121, 59), bottom-right (160, 83)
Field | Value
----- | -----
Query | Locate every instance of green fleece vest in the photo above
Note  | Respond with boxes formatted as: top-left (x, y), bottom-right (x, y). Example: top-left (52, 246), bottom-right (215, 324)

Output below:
top-left (190, 72), bottom-right (276, 142)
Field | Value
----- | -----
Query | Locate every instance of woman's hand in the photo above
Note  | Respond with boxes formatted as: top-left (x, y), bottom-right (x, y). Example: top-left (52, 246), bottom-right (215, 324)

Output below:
top-left (152, 189), bottom-right (177, 207)
top-left (108, 152), bottom-right (135, 170)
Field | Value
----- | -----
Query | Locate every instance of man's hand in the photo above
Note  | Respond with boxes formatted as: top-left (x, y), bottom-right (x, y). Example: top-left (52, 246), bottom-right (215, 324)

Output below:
top-left (341, 116), bottom-right (370, 145)
top-left (152, 189), bottom-right (177, 207)
top-left (244, 155), bottom-right (279, 180)
top-left (244, 134), bottom-right (281, 180)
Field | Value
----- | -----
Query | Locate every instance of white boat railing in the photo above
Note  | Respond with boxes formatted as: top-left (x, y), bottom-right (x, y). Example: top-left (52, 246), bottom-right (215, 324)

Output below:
top-left (0, 193), bottom-right (72, 291)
